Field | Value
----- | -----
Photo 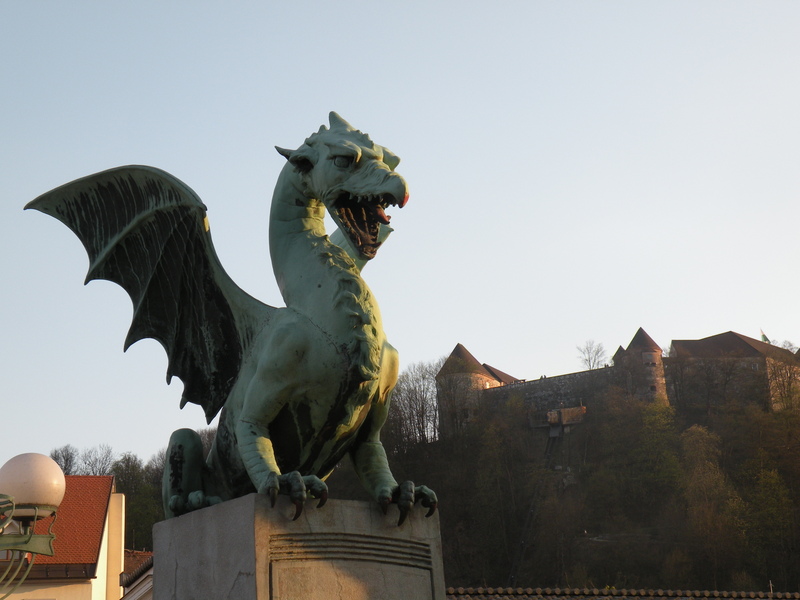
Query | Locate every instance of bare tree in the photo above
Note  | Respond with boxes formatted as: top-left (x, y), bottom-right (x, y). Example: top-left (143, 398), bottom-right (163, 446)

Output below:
top-left (577, 340), bottom-right (607, 370)
top-left (766, 356), bottom-right (800, 411)
top-left (50, 444), bottom-right (80, 475)
top-left (196, 427), bottom-right (217, 459)
top-left (78, 444), bottom-right (116, 475)
top-left (384, 357), bottom-right (444, 453)
top-left (145, 448), bottom-right (167, 487)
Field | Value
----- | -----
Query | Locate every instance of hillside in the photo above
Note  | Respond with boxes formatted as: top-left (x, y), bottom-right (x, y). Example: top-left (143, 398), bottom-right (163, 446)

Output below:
top-left (330, 387), bottom-right (800, 591)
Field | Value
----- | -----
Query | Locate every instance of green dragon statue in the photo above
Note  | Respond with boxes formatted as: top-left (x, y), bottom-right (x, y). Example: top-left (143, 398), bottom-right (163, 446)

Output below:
top-left (26, 112), bottom-right (437, 525)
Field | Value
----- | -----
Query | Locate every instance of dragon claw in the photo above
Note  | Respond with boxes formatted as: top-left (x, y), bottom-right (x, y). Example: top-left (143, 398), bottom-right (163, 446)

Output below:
top-left (379, 497), bottom-right (390, 515)
top-left (262, 472), bottom-right (329, 517)
top-left (292, 501), bottom-right (303, 521)
top-left (168, 495), bottom-right (185, 515)
top-left (415, 485), bottom-right (438, 518)
top-left (390, 481), bottom-right (415, 526)
top-left (397, 507), bottom-right (410, 527)
top-left (378, 481), bottom-right (438, 526)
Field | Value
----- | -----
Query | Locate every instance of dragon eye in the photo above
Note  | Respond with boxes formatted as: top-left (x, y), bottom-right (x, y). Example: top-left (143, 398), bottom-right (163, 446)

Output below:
top-left (333, 155), bottom-right (353, 168)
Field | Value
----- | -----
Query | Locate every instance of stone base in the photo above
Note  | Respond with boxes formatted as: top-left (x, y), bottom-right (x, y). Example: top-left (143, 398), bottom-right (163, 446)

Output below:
top-left (153, 494), bottom-right (445, 600)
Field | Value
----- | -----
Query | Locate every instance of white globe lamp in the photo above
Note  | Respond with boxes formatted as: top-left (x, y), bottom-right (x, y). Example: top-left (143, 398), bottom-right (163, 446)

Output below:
top-left (0, 453), bottom-right (66, 598)
top-left (0, 453), bottom-right (66, 519)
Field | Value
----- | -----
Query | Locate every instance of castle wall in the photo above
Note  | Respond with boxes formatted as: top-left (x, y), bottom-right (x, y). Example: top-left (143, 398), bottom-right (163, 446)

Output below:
top-left (482, 367), bottom-right (616, 424)
top-left (437, 372), bottom-right (501, 437)
top-left (436, 330), bottom-right (800, 440)
top-left (662, 356), bottom-right (769, 412)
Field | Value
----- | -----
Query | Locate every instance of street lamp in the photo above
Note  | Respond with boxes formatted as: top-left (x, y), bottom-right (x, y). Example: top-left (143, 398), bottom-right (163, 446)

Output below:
top-left (0, 454), bottom-right (66, 599)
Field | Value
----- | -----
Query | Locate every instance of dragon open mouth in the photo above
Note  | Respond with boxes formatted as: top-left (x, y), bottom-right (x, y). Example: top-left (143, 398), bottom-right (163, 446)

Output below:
top-left (332, 191), bottom-right (401, 259)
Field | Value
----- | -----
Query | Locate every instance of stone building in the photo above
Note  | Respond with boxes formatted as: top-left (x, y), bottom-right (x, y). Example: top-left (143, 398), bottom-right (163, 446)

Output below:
top-left (436, 343), bottom-right (519, 438)
top-left (436, 327), bottom-right (800, 436)
top-left (437, 328), bottom-right (663, 436)
top-left (612, 327), bottom-right (668, 404)
top-left (665, 331), bottom-right (800, 412)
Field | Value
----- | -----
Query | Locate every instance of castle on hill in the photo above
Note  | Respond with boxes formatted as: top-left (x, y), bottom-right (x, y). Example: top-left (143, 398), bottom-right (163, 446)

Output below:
top-left (436, 327), bottom-right (800, 437)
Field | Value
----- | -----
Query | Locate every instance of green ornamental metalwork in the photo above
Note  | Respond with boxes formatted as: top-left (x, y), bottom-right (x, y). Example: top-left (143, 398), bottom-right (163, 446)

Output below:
top-left (0, 494), bottom-right (58, 599)
top-left (27, 113), bottom-right (437, 526)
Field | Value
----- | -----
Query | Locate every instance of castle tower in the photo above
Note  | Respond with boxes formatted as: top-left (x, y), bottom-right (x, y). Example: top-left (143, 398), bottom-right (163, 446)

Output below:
top-left (613, 327), bottom-right (668, 404)
top-left (436, 343), bottom-right (518, 437)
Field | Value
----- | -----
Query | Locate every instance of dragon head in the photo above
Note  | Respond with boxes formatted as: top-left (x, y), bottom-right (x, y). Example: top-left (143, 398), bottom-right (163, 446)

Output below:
top-left (277, 112), bottom-right (409, 260)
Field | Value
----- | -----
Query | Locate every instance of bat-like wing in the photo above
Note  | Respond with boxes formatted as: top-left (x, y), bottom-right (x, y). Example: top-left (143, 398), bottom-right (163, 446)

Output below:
top-left (26, 165), bottom-right (274, 422)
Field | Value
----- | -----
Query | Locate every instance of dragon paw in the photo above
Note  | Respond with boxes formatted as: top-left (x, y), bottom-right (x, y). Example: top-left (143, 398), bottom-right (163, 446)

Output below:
top-left (258, 471), bottom-right (328, 520)
top-left (167, 491), bottom-right (222, 516)
top-left (378, 481), bottom-right (438, 526)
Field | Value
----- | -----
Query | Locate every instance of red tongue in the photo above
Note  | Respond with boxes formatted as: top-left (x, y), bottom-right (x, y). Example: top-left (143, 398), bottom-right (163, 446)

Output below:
top-left (375, 206), bottom-right (391, 224)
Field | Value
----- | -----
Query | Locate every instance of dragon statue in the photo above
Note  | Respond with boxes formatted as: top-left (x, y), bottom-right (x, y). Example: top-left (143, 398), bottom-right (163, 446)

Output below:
top-left (26, 112), bottom-right (437, 525)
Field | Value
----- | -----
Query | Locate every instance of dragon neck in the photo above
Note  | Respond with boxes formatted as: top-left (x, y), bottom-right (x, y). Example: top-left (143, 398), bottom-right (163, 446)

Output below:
top-left (269, 165), bottom-right (384, 380)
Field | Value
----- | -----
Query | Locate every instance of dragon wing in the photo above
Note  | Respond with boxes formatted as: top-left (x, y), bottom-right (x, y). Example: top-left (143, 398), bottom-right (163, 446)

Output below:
top-left (26, 165), bottom-right (274, 423)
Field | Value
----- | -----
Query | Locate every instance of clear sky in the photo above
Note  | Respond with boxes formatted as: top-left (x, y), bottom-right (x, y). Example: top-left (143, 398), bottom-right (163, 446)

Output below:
top-left (2, 2), bottom-right (799, 467)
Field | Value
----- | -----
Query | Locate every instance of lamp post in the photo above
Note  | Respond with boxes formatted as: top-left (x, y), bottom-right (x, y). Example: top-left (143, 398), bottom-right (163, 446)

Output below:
top-left (0, 453), bottom-right (66, 599)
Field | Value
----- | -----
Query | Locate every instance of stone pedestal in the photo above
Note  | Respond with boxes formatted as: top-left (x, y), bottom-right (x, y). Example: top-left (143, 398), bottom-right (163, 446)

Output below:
top-left (153, 494), bottom-right (445, 600)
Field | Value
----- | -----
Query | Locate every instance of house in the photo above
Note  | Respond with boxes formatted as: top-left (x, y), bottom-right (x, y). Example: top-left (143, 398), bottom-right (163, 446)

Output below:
top-left (120, 550), bottom-right (152, 600)
top-left (6, 475), bottom-right (124, 600)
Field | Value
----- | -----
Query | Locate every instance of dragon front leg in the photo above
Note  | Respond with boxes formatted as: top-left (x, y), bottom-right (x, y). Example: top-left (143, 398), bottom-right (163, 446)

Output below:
top-left (351, 440), bottom-right (438, 526)
top-left (232, 318), bottom-right (330, 519)
top-left (235, 417), bottom-right (328, 520)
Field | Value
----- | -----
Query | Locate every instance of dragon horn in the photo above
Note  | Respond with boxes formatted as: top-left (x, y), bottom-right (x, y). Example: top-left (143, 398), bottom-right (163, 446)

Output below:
top-left (329, 112), bottom-right (354, 131)
top-left (275, 147), bottom-right (295, 160)
top-left (276, 144), bottom-right (318, 171)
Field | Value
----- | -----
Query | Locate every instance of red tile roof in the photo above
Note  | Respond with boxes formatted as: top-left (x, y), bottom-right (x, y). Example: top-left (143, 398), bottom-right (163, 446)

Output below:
top-left (121, 549), bottom-right (153, 587)
top-left (123, 549), bottom-right (153, 576)
top-left (671, 331), bottom-right (797, 362)
top-left (32, 475), bottom-right (114, 566)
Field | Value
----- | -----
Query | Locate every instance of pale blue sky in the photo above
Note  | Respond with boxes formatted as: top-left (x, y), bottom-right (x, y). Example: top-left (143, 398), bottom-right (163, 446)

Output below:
top-left (2, 2), bottom-right (799, 466)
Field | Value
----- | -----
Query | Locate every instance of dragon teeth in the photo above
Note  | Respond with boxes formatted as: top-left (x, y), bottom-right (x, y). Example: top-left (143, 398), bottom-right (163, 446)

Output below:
top-left (352, 193), bottom-right (393, 206)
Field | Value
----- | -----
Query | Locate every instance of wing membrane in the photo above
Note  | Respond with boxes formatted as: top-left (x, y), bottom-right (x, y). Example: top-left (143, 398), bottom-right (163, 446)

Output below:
top-left (26, 165), bottom-right (273, 422)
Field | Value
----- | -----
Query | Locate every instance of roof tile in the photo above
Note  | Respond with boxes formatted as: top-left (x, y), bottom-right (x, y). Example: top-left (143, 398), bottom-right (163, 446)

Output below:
top-left (32, 475), bottom-right (114, 565)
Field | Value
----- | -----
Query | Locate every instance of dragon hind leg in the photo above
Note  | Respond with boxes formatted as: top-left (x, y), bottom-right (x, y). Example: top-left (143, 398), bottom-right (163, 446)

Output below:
top-left (163, 428), bottom-right (221, 518)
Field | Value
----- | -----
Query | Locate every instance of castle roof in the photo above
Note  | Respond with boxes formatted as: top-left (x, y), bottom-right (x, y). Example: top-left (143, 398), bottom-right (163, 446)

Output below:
top-left (670, 331), bottom-right (797, 362)
top-left (482, 364), bottom-right (519, 385)
top-left (611, 345), bottom-right (626, 365)
top-left (626, 327), bottom-right (661, 352)
top-left (439, 344), bottom-right (519, 383)
top-left (439, 343), bottom-right (487, 376)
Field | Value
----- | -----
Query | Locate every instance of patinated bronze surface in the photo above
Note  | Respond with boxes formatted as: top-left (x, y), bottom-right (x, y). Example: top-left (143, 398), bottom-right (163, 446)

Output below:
top-left (27, 113), bottom-right (436, 525)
